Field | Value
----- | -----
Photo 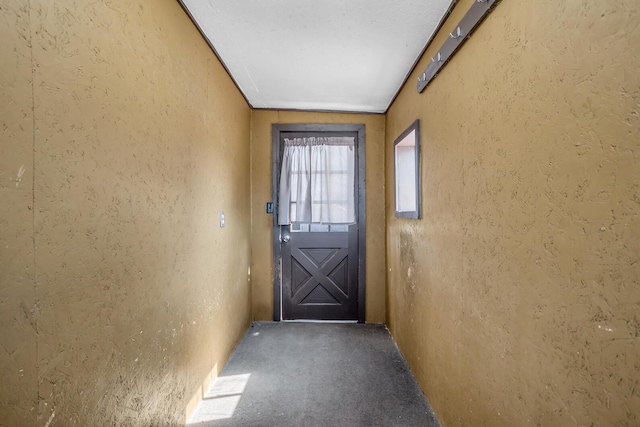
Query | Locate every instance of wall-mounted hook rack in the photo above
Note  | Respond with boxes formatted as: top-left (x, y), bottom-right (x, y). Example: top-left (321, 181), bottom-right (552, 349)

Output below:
top-left (417, 0), bottom-right (501, 93)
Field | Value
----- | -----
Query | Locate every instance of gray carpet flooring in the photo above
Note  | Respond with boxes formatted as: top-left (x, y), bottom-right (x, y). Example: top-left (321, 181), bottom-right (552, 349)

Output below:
top-left (187, 322), bottom-right (439, 427)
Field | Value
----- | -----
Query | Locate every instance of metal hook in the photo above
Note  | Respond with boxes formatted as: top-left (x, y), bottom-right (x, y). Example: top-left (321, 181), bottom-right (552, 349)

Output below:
top-left (450, 26), bottom-right (462, 39)
top-left (431, 52), bottom-right (442, 63)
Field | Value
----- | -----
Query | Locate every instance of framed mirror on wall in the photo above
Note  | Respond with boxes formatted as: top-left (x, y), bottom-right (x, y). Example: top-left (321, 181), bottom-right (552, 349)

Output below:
top-left (394, 119), bottom-right (421, 219)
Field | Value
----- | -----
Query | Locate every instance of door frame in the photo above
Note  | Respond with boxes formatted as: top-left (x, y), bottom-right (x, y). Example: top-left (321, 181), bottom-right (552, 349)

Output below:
top-left (272, 123), bottom-right (366, 323)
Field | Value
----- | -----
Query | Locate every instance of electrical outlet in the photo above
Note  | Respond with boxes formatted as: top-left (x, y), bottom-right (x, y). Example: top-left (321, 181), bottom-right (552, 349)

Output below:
top-left (220, 211), bottom-right (225, 228)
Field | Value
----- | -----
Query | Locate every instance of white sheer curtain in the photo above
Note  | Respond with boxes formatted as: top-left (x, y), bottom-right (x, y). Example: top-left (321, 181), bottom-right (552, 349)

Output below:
top-left (278, 136), bottom-right (355, 225)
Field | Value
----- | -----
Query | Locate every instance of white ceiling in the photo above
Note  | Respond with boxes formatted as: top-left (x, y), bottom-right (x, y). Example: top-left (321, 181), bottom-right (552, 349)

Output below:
top-left (181, 0), bottom-right (454, 113)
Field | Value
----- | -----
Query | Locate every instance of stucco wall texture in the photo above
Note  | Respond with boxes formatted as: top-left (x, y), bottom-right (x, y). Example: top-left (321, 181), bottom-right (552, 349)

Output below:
top-left (1, 0), bottom-right (252, 425)
top-left (250, 110), bottom-right (386, 323)
top-left (385, 0), bottom-right (640, 426)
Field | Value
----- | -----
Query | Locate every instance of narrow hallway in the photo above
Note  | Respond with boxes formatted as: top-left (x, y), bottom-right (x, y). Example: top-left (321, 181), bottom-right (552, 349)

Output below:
top-left (2, 0), bottom-right (638, 425)
top-left (187, 323), bottom-right (438, 427)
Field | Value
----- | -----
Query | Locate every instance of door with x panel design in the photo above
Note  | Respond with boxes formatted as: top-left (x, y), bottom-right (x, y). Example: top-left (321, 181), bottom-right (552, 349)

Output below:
top-left (282, 226), bottom-right (358, 319)
top-left (272, 124), bottom-right (365, 322)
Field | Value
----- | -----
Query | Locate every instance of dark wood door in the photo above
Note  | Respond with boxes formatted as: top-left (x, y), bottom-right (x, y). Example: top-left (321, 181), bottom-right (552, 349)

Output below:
top-left (282, 225), bottom-right (358, 320)
top-left (272, 124), bottom-right (366, 322)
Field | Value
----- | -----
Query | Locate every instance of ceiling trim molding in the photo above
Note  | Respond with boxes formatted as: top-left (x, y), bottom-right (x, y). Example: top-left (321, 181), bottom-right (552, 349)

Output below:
top-left (384, 0), bottom-right (459, 114)
top-left (252, 107), bottom-right (385, 116)
top-left (176, 0), bottom-right (254, 109)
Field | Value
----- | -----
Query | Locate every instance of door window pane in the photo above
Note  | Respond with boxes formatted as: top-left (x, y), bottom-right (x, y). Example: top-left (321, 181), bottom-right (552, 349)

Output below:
top-left (279, 136), bottom-right (356, 225)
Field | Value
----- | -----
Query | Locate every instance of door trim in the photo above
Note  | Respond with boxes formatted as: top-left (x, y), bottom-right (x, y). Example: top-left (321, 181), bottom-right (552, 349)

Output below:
top-left (272, 124), bottom-right (366, 323)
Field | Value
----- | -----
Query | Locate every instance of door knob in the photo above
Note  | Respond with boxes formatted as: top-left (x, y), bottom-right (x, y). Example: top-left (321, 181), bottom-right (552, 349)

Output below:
top-left (281, 232), bottom-right (290, 243)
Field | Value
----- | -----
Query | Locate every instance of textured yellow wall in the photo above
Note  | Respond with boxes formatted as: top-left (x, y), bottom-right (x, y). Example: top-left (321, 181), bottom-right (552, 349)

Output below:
top-left (0, 1), bottom-right (38, 425)
top-left (250, 110), bottom-right (386, 323)
top-left (386, 0), bottom-right (640, 425)
top-left (0, 0), bottom-right (251, 425)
